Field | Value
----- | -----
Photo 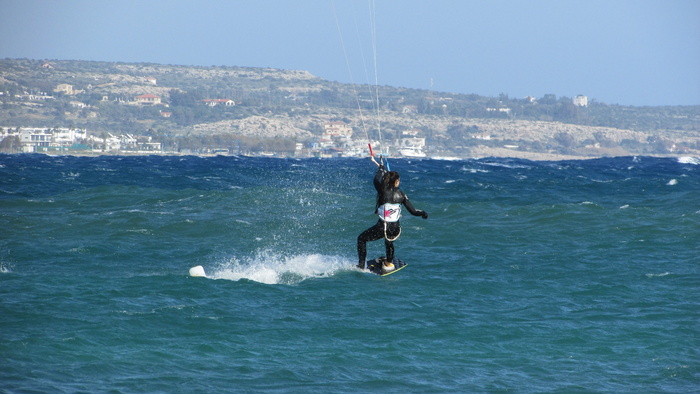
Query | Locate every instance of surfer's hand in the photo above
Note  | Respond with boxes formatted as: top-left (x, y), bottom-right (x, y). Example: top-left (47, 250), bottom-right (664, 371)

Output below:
top-left (370, 156), bottom-right (380, 166)
top-left (421, 211), bottom-right (428, 219)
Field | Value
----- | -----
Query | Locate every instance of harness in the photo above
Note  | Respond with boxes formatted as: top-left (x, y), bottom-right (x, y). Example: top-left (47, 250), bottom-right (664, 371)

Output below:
top-left (377, 203), bottom-right (402, 241)
top-left (377, 203), bottom-right (401, 222)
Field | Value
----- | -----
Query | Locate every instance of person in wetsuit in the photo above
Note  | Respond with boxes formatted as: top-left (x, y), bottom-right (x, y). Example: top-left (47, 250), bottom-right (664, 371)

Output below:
top-left (357, 156), bottom-right (428, 271)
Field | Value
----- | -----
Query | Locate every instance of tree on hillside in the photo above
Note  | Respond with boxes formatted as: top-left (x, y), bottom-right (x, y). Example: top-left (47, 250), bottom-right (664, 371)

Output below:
top-left (169, 89), bottom-right (205, 107)
top-left (0, 135), bottom-right (21, 153)
top-left (555, 100), bottom-right (577, 122)
top-left (540, 94), bottom-right (557, 105)
top-left (554, 132), bottom-right (576, 154)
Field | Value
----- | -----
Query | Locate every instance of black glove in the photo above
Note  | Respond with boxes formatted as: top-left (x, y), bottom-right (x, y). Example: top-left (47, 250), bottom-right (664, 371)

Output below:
top-left (421, 211), bottom-right (428, 219)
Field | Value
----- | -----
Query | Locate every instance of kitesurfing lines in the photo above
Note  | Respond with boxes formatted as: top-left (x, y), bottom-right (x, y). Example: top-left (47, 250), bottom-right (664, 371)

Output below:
top-left (331, 1), bottom-right (371, 145)
top-left (332, 0), bottom-right (390, 167)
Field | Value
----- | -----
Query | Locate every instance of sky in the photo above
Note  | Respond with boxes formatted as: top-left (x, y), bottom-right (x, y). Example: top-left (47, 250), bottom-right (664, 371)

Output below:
top-left (1, 0), bottom-right (698, 106)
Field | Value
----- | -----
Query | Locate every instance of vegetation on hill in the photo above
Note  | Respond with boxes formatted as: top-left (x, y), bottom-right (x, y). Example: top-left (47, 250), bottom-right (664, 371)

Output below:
top-left (1, 58), bottom-right (698, 157)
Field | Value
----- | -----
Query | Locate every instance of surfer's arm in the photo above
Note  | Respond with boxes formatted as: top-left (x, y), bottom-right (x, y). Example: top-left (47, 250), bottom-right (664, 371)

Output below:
top-left (373, 165), bottom-right (386, 192)
top-left (402, 194), bottom-right (428, 219)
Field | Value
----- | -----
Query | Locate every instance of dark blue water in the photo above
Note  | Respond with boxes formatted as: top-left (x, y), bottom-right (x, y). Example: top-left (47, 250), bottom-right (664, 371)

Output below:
top-left (1, 154), bottom-right (698, 392)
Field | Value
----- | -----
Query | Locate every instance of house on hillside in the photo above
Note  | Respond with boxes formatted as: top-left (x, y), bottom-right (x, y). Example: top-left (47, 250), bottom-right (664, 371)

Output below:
top-left (573, 95), bottom-right (588, 107)
top-left (402, 105), bottom-right (418, 114)
top-left (323, 121), bottom-right (352, 137)
top-left (135, 94), bottom-right (162, 105)
top-left (54, 84), bottom-right (83, 95)
top-left (201, 99), bottom-right (235, 107)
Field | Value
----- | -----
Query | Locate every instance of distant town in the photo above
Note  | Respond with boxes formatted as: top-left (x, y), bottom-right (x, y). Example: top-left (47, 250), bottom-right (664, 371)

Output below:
top-left (0, 120), bottom-right (426, 158)
top-left (1, 59), bottom-right (698, 160)
top-left (1, 75), bottom-right (426, 157)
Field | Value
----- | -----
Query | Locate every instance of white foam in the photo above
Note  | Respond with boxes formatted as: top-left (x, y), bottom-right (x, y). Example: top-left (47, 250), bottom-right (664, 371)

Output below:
top-left (210, 251), bottom-right (350, 285)
top-left (480, 161), bottom-right (531, 169)
top-left (667, 179), bottom-right (678, 186)
top-left (645, 272), bottom-right (670, 278)
top-left (580, 201), bottom-right (599, 207)
top-left (459, 166), bottom-right (490, 174)
top-left (678, 156), bottom-right (699, 165)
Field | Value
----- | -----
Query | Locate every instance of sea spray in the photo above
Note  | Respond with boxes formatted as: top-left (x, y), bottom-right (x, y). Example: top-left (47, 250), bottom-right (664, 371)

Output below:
top-left (211, 251), bottom-right (351, 285)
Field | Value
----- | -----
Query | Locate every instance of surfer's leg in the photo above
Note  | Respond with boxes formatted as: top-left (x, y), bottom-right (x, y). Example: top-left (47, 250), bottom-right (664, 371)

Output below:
top-left (357, 223), bottom-right (383, 269)
top-left (384, 239), bottom-right (394, 263)
top-left (384, 223), bottom-right (400, 263)
top-left (357, 233), bottom-right (368, 269)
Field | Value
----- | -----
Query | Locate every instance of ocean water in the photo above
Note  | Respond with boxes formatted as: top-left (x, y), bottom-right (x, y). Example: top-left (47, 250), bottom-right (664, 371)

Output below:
top-left (1, 154), bottom-right (698, 392)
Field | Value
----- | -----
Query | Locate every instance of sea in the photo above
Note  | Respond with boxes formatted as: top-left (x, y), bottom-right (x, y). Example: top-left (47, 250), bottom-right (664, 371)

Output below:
top-left (1, 153), bottom-right (698, 393)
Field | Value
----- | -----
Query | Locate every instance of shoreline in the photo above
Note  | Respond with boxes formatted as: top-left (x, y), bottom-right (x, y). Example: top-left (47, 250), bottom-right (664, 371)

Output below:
top-left (3, 150), bottom-right (693, 162)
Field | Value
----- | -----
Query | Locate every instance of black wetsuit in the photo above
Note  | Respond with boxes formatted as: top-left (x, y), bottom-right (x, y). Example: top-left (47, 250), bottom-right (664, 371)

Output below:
top-left (357, 166), bottom-right (427, 268)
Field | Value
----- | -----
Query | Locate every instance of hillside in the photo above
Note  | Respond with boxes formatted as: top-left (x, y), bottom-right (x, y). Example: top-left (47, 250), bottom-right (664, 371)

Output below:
top-left (1, 58), bottom-right (698, 159)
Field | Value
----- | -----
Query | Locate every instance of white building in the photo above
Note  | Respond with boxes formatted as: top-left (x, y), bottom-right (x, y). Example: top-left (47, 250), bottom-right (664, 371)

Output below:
top-left (1, 126), bottom-right (167, 153)
top-left (201, 99), bottom-right (236, 107)
top-left (52, 128), bottom-right (87, 146)
top-left (323, 121), bottom-right (353, 137)
top-left (104, 134), bottom-right (121, 151)
top-left (3, 127), bottom-right (87, 152)
top-left (19, 128), bottom-right (52, 152)
top-left (574, 95), bottom-right (588, 107)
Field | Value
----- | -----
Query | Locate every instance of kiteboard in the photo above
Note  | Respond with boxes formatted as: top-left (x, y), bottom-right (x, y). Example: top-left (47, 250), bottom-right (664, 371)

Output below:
top-left (366, 257), bottom-right (407, 276)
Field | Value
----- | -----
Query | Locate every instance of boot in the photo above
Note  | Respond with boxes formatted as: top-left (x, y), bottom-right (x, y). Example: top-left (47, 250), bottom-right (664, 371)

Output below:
top-left (382, 257), bottom-right (395, 272)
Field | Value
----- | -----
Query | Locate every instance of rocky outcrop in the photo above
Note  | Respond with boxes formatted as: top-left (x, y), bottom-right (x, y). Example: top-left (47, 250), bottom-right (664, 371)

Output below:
top-left (190, 115), bottom-right (313, 139)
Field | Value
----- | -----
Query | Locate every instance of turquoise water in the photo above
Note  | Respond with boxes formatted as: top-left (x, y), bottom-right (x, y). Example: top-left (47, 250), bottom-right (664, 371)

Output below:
top-left (1, 154), bottom-right (698, 392)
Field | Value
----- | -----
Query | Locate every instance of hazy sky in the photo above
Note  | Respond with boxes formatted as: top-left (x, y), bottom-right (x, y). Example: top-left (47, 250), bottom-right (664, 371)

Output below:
top-left (1, 0), bottom-right (698, 106)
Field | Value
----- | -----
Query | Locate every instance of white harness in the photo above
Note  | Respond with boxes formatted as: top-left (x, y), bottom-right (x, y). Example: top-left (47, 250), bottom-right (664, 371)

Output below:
top-left (377, 203), bottom-right (402, 241)
top-left (377, 203), bottom-right (401, 222)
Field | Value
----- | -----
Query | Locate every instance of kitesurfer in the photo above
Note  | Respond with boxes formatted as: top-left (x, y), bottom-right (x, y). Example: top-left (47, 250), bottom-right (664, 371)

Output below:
top-left (357, 156), bottom-right (428, 271)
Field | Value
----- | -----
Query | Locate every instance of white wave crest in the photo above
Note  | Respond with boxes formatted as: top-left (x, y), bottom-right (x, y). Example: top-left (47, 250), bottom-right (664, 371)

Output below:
top-left (678, 156), bottom-right (699, 165)
top-left (645, 272), bottom-right (670, 278)
top-left (480, 161), bottom-right (531, 169)
top-left (210, 251), bottom-right (350, 285)
top-left (459, 166), bottom-right (490, 174)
